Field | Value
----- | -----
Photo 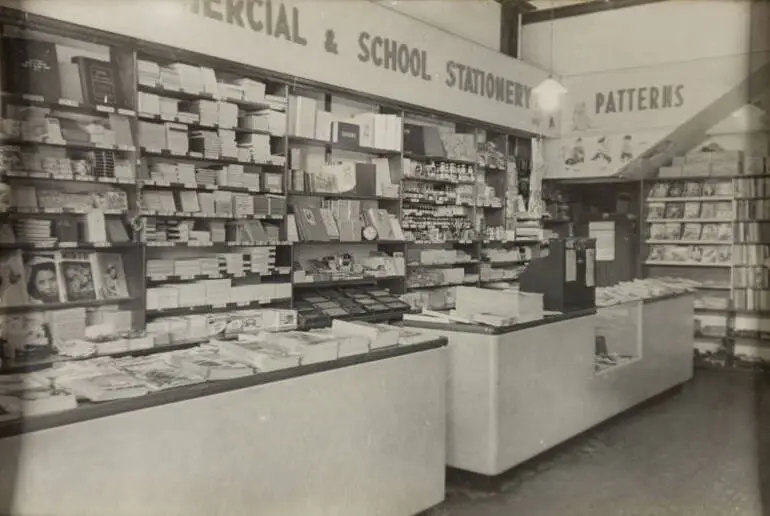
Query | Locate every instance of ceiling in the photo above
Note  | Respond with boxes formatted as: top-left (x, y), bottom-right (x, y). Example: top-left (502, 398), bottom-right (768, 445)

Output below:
top-left (528, 0), bottom-right (599, 9)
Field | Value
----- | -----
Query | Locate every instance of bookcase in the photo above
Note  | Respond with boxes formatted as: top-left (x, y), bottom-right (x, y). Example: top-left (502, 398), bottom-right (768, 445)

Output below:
top-left (0, 8), bottom-right (541, 370)
top-left (643, 150), bottom-right (770, 360)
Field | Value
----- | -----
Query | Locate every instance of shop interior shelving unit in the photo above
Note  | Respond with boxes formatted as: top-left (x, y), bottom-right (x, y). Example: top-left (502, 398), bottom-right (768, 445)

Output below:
top-left (642, 154), bottom-right (770, 362)
top-left (0, 10), bottom-right (542, 371)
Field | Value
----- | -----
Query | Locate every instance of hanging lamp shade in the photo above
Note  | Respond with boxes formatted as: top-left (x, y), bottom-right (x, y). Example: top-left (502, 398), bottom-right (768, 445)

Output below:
top-left (532, 76), bottom-right (568, 113)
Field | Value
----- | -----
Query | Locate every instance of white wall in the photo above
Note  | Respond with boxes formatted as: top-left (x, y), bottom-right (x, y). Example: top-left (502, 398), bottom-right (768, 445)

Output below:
top-left (376, 0), bottom-right (501, 51)
top-left (520, 0), bottom-right (770, 179)
top-left (521, 0), bottom-right (768, 76)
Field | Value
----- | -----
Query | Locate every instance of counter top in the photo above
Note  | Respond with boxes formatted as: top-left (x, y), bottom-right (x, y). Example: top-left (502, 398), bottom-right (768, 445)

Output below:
top-left (0, 338), bottom-right (447, 439)
top-left (400, 308), bottom-right (597, 335)
top-left (642, 291), bottom-right (694, 304)
top-left (596, 291), bottom-right (695, 309)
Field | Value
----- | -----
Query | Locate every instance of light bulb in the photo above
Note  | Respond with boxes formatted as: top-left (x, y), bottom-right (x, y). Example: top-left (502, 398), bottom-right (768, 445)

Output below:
top-left (532, 77), bottom-right (568, 113)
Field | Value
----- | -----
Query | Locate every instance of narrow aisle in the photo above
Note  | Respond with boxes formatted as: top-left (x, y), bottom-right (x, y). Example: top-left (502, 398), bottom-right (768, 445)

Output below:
top-left (433, 370), bottom-right (770, 516)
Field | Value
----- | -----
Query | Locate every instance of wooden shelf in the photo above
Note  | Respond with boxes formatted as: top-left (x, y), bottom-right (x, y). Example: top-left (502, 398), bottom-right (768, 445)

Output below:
top-left (0, 92), bottom-right (136, 117)
top-left (141, 148), bottom-right (284, 167)
top-left (146, 297), bottom-right (291, 318)
top-left (0, 297), bottom-right (138, 315)
top-left (4, 171), bottom-right (136, 185)
top-left (646, 218), bottom-right (732, 223)
top-left (402, 175), bottom-right (475, 185)
top-left (147, 269), bottom-right (291, 283)
top-left (1, 138), bottom-right (136, 153)
top-left (288, 135), bottom-right (400, 156)
top-left (288, 191), bottom-right (399, 202)
top-left (293, 276), bottom-right (404, 289)
top-left (139, 211), bottom-right (283, 221)
top-left (644, 261), bottom-right (731, 268)
top-left (146, 241), bottom-right (290, 248)
top-left (137, 114), bottom-right (280, 136)
top-left (404, 154), bottom-right (477, 166)
top-left (140, 179), bottom-right (262, 193)
top-left (647, 196), bottom-right (732, 202)
top-left (646, 240), bottom-right (731, 245)
top-left (137, 82), bottom-right (272, 111)
top-left (4, 242), bottom-right (139, 251)
top-left (294, 240), bottom-right (407, 245)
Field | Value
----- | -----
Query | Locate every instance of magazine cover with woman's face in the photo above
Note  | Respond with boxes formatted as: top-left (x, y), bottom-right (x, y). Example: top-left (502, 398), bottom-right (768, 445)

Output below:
top-left (23, 252), bottom-right (62, 305)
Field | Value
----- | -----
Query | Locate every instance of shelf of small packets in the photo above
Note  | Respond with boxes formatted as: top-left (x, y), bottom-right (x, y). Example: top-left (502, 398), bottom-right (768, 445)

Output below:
top-left (644, 175), bottom-right (734, 267)
top-left (400, 131), bottom-right (520, 311)
top-left (0, 317), bottom-right (434, 422)
top-left (135, 57), bottom-right (288, 166)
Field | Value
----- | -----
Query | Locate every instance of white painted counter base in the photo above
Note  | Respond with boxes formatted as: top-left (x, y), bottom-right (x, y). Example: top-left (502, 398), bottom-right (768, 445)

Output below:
top-left (404, 294), bottom-right (694, 476)
top-left (0, 347), bottom-right (447, 516)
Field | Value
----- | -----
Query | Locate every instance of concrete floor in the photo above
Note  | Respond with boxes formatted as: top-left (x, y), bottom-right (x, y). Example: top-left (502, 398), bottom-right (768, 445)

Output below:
top-left (431, 369), bottom-right (770, 516)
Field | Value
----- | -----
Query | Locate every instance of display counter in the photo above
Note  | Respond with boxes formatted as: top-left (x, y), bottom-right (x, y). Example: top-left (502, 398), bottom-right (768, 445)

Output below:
top-left (401, 292), bottom-right (694, 476)
top-left (0, 340), bottom-right (447, 516)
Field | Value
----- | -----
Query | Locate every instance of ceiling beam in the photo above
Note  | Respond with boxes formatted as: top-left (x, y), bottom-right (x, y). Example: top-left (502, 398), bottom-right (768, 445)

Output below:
top-left (522, 0), bottom-right (669, 25)
top-left (495, 0), bottom-right (539, 14)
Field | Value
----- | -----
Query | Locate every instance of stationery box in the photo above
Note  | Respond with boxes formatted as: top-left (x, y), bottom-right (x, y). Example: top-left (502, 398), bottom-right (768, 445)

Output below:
top-left (682, 161), bottom-right (711, 176)
top-left (331, 121), bottom-right (360, 146)
top-left (711, 160), bottom-right (741, 177)
top-left (658, 166), bottom-right (683, 178)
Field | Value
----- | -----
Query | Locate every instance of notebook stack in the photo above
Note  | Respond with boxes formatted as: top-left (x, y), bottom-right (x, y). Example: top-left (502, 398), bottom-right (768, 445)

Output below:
top-left (218, 129), bottom-right (238, 159)
top-left (195, 167), bottom-right (218, 187)
top-left (185, 99), bottom-right (218, 127)
top-left (190, 130), bottom-right (221, 159)
top-left (14, 219), bottom-right (55, 244)
top-left (165, 123), bottom-right (189, 155)
top-left (138, 60), bottom-right (161, 86)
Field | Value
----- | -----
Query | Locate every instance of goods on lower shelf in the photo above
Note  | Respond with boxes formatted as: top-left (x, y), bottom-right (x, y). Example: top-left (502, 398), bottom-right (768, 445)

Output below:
top-left (293, 251), bottom-right (405, 284)
top-left (0, 321), bottom-right (434, 421)
top-left (294, 287), bottom-right (410, 329)
top-left (595, 277), bottom-right (699, 307)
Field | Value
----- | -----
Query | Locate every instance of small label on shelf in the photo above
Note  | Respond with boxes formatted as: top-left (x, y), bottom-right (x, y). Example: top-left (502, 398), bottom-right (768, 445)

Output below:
top-left (117, 108), bottom-right (136, 117)
top-left (96, 105), bottom-right (115, 113)
top-left (58, 242), bottom-right (77, 248)
top-left (59, 98), bottom-right (79, 107)
top-left (22, 94), bottom-right (44, 102)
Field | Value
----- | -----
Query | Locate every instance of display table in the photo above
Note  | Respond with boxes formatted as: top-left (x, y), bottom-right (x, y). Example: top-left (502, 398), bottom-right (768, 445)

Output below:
top-left (0, 340), bottom-right (447, 516)
top-left (401, 292), bottom-right (694, 476)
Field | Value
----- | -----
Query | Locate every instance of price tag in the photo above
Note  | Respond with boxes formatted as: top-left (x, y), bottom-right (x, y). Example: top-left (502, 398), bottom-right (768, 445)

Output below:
top-left (59, 242), bottom-right (77, 248)
top-left (96, 105), bottom-right (115, 113)
top-left (212, 304), bottom-right (227, 310)
top-left (46, 208), bottom-right (64, 214)
top-left (59, 99), bottom-right (78, 107)
top-left (117, 108), bottom-right (135, 117)
top-left (188, 151), bottom-right (203, 159)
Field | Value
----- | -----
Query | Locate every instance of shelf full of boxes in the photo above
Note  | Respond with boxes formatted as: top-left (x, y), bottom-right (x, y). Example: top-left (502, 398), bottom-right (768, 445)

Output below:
top-left (642, 149), bottom-right (770, 360)
top-left (134, 50), bottom-right (295, 343)
top-left (282, 86), bottom-right (411, 328)
top-left (0, 16), bottom-right (540, 373)
top-left (0, 25), bottom-right (147, 371)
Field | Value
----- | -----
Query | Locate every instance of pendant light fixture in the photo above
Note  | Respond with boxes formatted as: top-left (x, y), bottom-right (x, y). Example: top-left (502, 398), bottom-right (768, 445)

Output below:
top-left (532, 0), bottom-right (567, 113)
